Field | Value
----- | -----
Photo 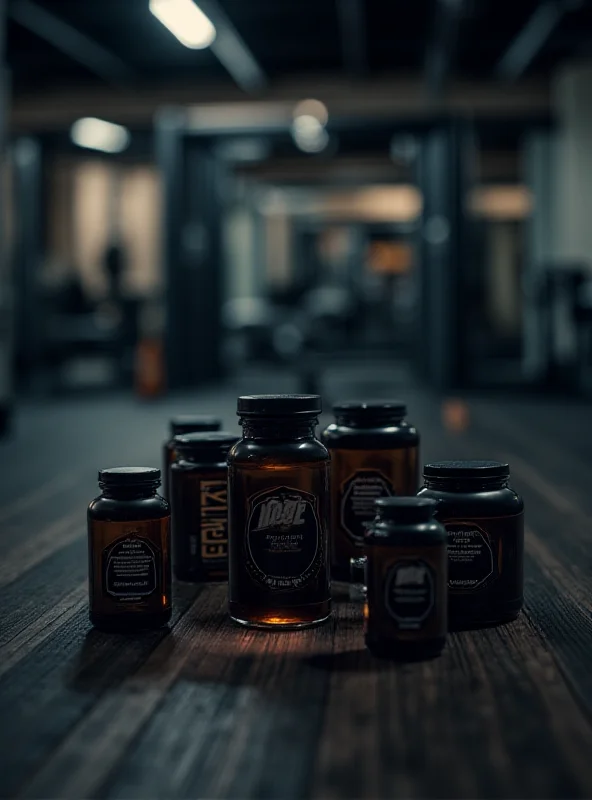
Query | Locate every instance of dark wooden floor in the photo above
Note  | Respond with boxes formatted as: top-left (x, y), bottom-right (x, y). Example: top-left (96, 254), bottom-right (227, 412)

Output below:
top-left (1, 376), bottom-right (592, 799)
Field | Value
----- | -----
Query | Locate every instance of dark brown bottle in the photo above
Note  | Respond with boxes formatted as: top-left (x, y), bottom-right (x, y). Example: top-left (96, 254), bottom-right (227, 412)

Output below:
top-left (87, 467), bottom-right (171, 632)
top-left (418, 460), bottom-right (524, 630)
top-left (321, 400), bottom-right (419, 581)
top-left (162, 415), bottom-right (222, 498)
top-left (228, 395), bottom-right (331, 629)
top-left (170, 432), bottom-right (238, 582)
top-left (365, 497), bottom-right (447, 660)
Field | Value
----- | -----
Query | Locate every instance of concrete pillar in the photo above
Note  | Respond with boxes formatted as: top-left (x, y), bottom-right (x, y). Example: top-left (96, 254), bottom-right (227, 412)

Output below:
top-left (156, 111), bottom-right (225, 388)
top-left (553, 62), bottom-right (592, 266)
top-left (522, 131), bottom-right (556, 380)
top-left (0, 0), bottom-right (11, 430)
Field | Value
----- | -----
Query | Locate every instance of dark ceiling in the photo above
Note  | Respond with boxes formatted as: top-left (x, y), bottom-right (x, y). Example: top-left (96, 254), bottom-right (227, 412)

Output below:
top-left (6, 0), bottom-right (592, 94)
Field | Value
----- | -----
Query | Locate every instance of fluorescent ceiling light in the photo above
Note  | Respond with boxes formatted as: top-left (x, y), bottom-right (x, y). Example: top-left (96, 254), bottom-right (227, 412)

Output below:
top-left (149, 0), bottom-right (216, 49)
top-left (70, 118), bottom-right (130, 153)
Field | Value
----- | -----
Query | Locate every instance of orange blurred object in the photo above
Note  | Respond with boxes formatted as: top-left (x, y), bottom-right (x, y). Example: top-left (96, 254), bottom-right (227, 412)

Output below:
top-left (441, 398), bottom-right (470, 433)
top-left (135, 338), bottom-right (165, 398)
top-left (367, 240), bottom-right (413, 274)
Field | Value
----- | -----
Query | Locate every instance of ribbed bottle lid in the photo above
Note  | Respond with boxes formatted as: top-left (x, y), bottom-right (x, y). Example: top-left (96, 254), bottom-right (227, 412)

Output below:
top-left (98, 466), bottom-right (160, 486)
top-left (423, 460), bottom-right (509, 479)
top-left (375, 496), bottom-right (437, 522)
top-left (237, 394), bottom-right (321, 416)
top-left (169, 415), bottom-right (222, 435)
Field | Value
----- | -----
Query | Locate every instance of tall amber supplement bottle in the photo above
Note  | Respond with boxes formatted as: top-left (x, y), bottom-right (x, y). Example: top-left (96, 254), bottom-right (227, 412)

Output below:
top-left (170, 432), bottom-right (238, 582)
top-left (162, 415), bottom-right (222, 498)
top-left (322, 400), bottom-right (419, 581)
top-left (88, 467), bottom-right (171, 631)
top-left (228, 395), bottom-right (331, 629)
top-left (365, 497), bottom-right (447, 660)
top-left (418, 460), bottom-right (524, 629)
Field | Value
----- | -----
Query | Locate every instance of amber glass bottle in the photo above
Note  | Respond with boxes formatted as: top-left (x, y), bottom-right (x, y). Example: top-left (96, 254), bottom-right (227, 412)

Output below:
top-left (87, 467), bottom-right (171, 632)
top-left (365, 497), bottom-right (447, 660)
top-left (162, 415), bottom-right (222, 498)
top-left (321, 400), bottom-right (419, 581)
top-left (228, 395), bottom-right (331, 629)
top-left (171, 432), bottom-right (238, 582)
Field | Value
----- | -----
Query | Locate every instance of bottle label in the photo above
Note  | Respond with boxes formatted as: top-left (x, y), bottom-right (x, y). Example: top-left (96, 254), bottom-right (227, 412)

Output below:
top-left (445, 521), bottom-right (495, 591)
top-left (245, 485), bottom-right (322, 591)
top-left (103, 535), bottom-right (158, 600)
top-left (341, 469), bottom-right (394, 544)
top-left (199, 479), bottom-right (228, 569)
top-left (385, 559), bottom-right (435, 629)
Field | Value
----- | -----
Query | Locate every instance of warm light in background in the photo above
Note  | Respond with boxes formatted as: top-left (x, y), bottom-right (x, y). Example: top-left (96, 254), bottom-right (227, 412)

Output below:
top-left (292, 99), bottom-right (329, 126)
top-left (70, 118), bottom-right (130, 154)
top-left (367, 241), bottom-right (413, 275)
top-left (469, 185), bottom-right (533, 220)
top-left (149, 0), bottom-right (216, 49)
top-left (441, 398), bottom-right (471, 433)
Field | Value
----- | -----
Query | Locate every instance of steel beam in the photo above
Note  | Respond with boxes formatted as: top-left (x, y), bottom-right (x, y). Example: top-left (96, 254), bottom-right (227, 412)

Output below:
top-left (336, 0), bottom-right (367, 76)
top-left (9, 0), bottom-right (135, 86)
top-left (198, 0), bottom-right (267, 93)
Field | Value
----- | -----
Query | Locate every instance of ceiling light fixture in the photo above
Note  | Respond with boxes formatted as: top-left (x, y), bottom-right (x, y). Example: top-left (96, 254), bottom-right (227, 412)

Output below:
top-left (70, 118), bottom-right (130, 153)
top-left (149, 0), bottom-right (216, 49)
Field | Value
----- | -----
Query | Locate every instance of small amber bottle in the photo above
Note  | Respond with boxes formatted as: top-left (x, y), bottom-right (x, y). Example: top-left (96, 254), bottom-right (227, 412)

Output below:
top-left (228, 395), bottom-right (331, 629)
top-left (170, 432), bottom-right (239, 582)
top-left (321, 400), bottom-right (420, 581)
top-left (365, 497), bottom-right (447, 660)
top-left (162, 415), bottom-right (222, 498)
top-left (87, 467), bottom-right (171, 632)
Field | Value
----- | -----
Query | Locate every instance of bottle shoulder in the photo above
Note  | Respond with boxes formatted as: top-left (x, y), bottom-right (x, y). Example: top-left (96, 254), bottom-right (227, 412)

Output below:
top-left (417, 486), bottom-right (524, 517)
top-left (88, 494), bottom-right (170, 521)
top-left (171, 460), bottom-right (226, 473)
top-left (228, 437), bottom-right (329, 465)
top-left (321, 422), bottom-right (419, 450)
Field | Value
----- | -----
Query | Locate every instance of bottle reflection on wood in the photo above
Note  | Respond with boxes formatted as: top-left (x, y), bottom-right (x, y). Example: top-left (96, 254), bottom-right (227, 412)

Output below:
top-left (228, 395), bottom-right (331, 629)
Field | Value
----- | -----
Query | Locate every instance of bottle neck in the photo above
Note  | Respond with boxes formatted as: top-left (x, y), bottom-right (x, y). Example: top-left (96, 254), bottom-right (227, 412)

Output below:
top-left (423, 477), bottom-right (508, 493)
top-left (100, 485), bottom-right (159, 500)
top-left (240, 416), bottom-right (318, 440)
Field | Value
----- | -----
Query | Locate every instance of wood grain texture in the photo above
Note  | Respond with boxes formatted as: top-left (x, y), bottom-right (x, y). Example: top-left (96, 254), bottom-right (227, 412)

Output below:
top-left (0, 389), bottom-right (591, 799)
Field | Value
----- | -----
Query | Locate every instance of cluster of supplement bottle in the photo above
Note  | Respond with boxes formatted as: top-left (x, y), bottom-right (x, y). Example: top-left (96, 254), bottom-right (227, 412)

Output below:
top-left (87, 394), bottom-right (524, 660)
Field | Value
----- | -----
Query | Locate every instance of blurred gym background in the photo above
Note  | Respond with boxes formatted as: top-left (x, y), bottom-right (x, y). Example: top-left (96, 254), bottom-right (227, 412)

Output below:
top-left (1, 0), bottom-right (592, 432)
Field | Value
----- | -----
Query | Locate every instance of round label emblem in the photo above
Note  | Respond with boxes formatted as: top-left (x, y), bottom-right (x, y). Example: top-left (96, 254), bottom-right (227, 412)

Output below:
top-left (103, 536), bottom-right (158, 598)
top-left (385, 559), bottom-right (435, 629)
top-left (246, 486), bottom-right (322, 591)
top-left (340, 469), bottom-right (394, 543)
top-left (445, 521), bottom-right (494, 591)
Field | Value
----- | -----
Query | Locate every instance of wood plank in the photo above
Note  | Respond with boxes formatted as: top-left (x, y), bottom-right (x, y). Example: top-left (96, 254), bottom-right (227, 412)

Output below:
top-left (312, 598), bottom-right (592, 799)
top-left (0, 580), bottom-right (87, 678)
top-left (0, 537), bottom-right (87, 647)
top-left (0, 509), bottom-right (85, 589)
top-left (0, 583), bottom-right (200, 798)
top-left (102, 608), bottom-right (335, 799)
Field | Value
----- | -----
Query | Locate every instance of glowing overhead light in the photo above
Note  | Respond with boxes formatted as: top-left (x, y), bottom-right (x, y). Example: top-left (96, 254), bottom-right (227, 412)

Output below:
top-left (149, 0), bottom-right (216, 49)
top-left (292, 99), bottom-right (328, 126)
top-left (70, 118), bottom-right (130, 153)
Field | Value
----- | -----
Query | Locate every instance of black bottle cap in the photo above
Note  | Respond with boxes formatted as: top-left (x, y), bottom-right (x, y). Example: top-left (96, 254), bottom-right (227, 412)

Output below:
top-left (174, 431), bottom-right (239, 460)
top-left (333, 399), bottom-right (407, 422)
top-left (169, 415), bottom-right (222, 436)
top-left (375, 496), bottom-right (437, 522)
top-left (99, 467), bottom-right (161, 487)
top-left (237, 394), bottom-right (322, 416)
top-left (423, 460), bottom-right (509, 479)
